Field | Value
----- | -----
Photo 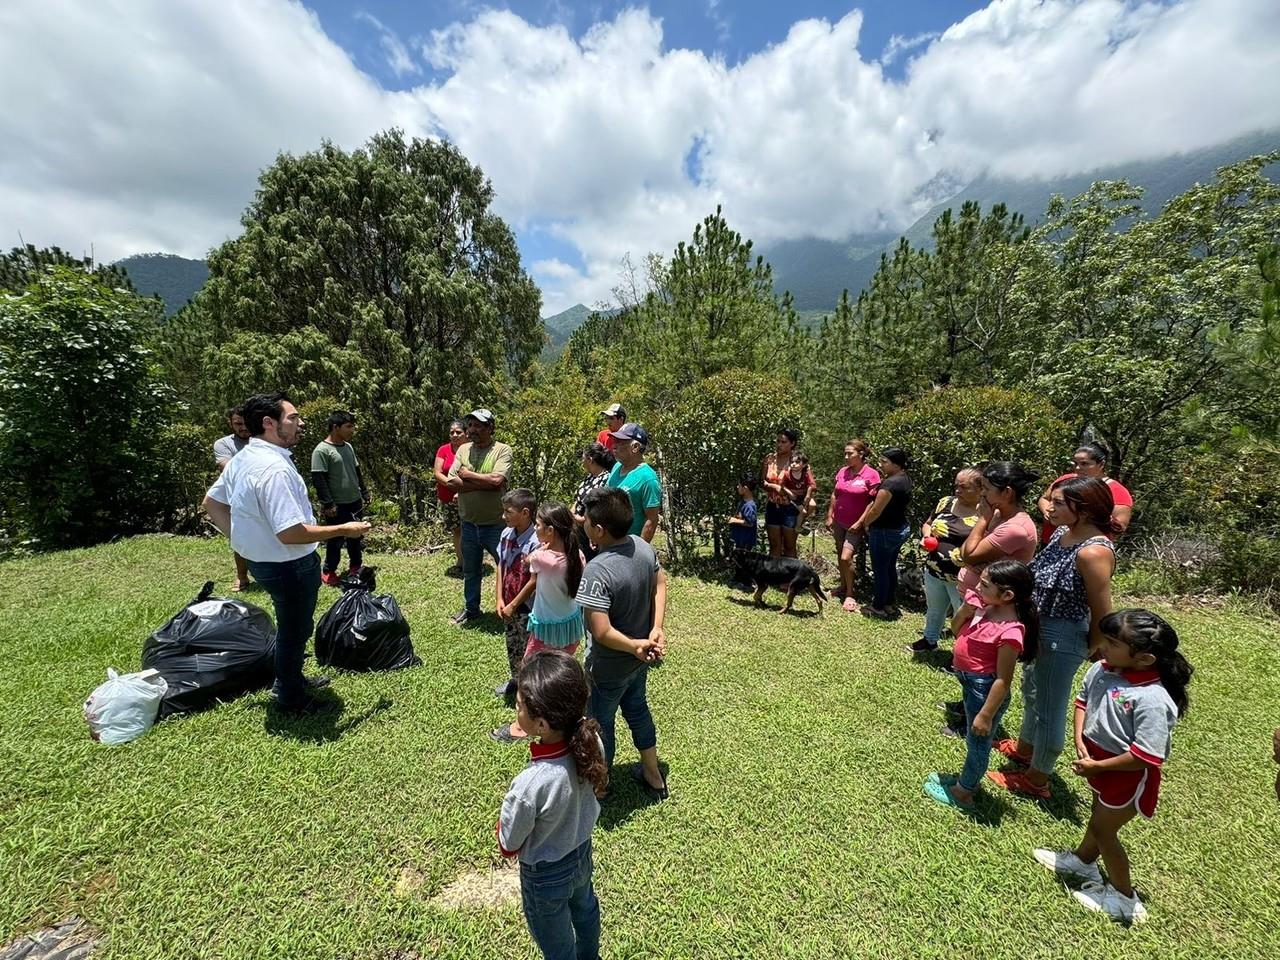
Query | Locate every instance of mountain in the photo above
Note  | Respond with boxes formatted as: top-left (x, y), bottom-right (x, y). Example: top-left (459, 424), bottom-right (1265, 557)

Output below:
top-left (765, 128), bottom-right (1280, 313)
top-left (543, 303), bottom-right (594, 352)
top-left (114, 253), bottom-right (208, 315)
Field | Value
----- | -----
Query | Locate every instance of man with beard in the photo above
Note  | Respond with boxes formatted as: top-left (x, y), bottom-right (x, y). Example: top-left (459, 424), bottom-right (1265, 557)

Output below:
top-left (213, 405), bottom-right (252, 591)
top-left (203, 393), bottom-right (370, 715)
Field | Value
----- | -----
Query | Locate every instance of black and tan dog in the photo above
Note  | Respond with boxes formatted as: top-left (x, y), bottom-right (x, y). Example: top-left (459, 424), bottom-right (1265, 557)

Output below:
top-left (731, 549), bottom-right (827, 614)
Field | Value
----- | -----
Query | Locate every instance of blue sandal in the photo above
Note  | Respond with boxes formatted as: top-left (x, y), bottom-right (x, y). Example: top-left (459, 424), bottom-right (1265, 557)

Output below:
top-left (923, 777), bottom-right (975, 811)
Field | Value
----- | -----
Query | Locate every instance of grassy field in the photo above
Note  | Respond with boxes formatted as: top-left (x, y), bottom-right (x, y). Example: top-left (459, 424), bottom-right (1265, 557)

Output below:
top-left (2, 535), bottom-right (1278, 959)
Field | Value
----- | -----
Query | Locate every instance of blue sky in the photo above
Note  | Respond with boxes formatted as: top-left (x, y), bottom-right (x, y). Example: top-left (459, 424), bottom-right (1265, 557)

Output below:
top-left (307, 1), bottom-right (988, 88)
top-left (3, 0), bottom-right (1277, 314)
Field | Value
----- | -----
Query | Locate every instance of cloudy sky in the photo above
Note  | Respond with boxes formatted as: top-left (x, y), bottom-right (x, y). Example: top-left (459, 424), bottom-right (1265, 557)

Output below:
top-left (2, 0), bottom-right (1278, 314)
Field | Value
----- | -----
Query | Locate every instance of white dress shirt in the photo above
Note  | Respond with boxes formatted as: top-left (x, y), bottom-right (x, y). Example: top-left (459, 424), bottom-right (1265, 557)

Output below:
top-left (206, 437), bottom-right (317, 563)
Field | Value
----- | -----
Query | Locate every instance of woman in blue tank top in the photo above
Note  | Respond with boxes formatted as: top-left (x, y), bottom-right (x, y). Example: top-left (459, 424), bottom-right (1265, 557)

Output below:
top-left (989, 476), bottom-right (1117, 799)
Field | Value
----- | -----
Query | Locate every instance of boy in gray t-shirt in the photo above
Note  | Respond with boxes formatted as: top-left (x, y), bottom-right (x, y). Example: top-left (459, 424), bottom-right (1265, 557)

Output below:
top-left (574, 487), bottom-right (670, 800)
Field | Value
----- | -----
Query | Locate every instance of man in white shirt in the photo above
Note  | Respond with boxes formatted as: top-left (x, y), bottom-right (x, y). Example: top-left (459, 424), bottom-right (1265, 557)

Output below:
top-left (212, 405), bottom-right (252, 591)
top-left (203, 393), bottom-right (371, 715)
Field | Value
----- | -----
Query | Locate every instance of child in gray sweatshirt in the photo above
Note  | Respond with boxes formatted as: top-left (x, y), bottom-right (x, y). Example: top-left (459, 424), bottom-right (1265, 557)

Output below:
top-left (498, 651), bottom-right (608, 959)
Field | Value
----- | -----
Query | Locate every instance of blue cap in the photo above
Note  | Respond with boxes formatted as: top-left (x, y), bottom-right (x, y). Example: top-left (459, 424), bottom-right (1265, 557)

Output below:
top-left (609, 422), bottom-right (649, 448)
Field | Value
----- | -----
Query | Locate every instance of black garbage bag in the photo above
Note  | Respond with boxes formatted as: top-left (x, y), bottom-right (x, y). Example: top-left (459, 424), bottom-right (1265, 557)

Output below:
top-left (142, 581), bottom-right (276, 718)
top-left (315, 566), bottom-right (420, 671)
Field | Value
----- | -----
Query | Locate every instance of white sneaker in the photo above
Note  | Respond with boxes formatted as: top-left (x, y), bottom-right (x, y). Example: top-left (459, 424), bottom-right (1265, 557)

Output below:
top-left (1032, 848), bottom-right (1103, 885)
top-left (1072, 881), bottom-right (1149, 924)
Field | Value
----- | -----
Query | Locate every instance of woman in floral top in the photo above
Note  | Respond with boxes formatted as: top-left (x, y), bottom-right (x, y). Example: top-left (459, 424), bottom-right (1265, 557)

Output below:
top-left (909, 467), bottom-right (982, 652)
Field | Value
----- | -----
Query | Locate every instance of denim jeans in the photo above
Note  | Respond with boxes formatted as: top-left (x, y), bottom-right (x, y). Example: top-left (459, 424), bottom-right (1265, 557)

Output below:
top-left (1019, 615), bottom-right (1090, 775)
top-left (868, 524), bottom-right (910, 609)
top-left (520, 840), bottom-right (600, 960)
top-left (922, 570), bottom-right (962, 644)
top-left (323, 500), bottom-right (365, 573)
top-left (588, 666), bottom-right (656, 769)
top-left (461, 520), bottom-right (502, 614)
top-left (245, 551), bottom-right (321, 708)
top-left (957, 670), bottom-right (1011, 792)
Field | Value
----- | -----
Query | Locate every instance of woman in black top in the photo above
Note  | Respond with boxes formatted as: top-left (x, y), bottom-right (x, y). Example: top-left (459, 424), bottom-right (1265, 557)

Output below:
top-left (572, 442), bottom-right (615, 561)
top-left (851, 446), bottom-right (913, 619)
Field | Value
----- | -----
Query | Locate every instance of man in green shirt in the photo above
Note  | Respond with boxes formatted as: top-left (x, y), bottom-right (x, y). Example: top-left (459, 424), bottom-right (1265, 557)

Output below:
top-left (310, 410), bottom-right (369, 587)
top-left (445, 408), bottom-right (514, 624)
top-left (606, 423), bottom-right (662, 541)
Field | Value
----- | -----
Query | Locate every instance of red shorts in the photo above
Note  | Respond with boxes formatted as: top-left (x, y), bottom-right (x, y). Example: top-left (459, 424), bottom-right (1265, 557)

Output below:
top-left (1085, 738), bottom-right (1162, 819)
top-left (523, 637), bottom-right (580, 659)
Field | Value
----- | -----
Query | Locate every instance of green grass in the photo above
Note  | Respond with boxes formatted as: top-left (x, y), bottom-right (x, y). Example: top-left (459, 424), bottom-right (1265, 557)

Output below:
top-left (2, 535), bottom-right (1278, 959)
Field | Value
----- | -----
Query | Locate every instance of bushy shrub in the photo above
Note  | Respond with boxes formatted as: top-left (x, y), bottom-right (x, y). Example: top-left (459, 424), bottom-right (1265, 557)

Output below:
top-left (0, 266), bottom-right (180, 548)
top-left (868, 386), bottom-right (1076, 525)
top-left (659, 369), bottom-right (803, 560)
top-left (504, 372), bottom-right (612, 506)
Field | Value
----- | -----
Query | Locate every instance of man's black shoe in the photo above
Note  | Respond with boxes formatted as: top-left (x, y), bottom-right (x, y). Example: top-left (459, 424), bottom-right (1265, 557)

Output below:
top-left (450, 609), bottom-right (481, 626)
top-left (275, 695), bottom-right (338, 717)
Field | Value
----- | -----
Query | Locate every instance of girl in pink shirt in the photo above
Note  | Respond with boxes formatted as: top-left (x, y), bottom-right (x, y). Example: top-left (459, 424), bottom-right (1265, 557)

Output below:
top-left (492, 504), bottom-right (586, 744)
top-left (925, 559), bottom-right (1040, 812)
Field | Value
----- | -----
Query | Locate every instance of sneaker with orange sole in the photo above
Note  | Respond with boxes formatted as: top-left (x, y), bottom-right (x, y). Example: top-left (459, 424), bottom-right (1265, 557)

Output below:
top-left (995, 738), bottom-right (1032, 765)
top-left (986, 769), bottom-right (1051, 799)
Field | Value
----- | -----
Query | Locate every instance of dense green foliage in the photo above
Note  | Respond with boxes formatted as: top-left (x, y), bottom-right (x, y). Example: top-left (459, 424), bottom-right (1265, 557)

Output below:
top-left (0, 266), bottom-right (180, 547)
top-left (7, 130), bottom-right (1280, 608)
top-left (867, 387), bottom-right (1075, 521)
top-left (176, 129), bottom-right (543, 502)
top-left (659, 370), bottom-right (803, 561)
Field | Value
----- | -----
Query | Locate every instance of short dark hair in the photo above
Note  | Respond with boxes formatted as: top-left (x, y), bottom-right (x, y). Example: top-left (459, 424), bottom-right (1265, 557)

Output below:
top-left (582, 486), bottom-right (633, 538)
top-left (328, 410), bottom-right (356, 432)
top-left (777, 427), bottom-right (799, 445)
top-left (881, 446), bottom-right (909, 468)
top-left (502, 487), bottom-right (538, 517)
top-left (738, 475), bottom-right (758, 493)
top-left (242, 393), bottom-right (291, 437)
top-left (582, 441), bottom-right (616, 471)
top-left (226, 405), bottom-right (244, 421)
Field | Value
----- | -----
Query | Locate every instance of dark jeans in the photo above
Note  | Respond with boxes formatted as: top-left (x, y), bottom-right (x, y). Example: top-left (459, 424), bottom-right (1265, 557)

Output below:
top-left (868, 524), bottom-right (910, 609)
top-left (461, 520), bottom-right (503, 614)
top-left (588, 666), bottom-right (656, 769)
top-left (246, 551), bottom-right (321, 708)
top-left (520, 840), bottom-right (600, 960)
top-left (957, 670), bottom-right (1012, 792)
top-left (323, 500), bottom-right (365, 573)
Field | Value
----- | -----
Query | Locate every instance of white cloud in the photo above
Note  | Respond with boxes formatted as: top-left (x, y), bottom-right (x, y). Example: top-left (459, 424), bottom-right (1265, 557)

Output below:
top-left (1, 0), bottom-right (1278, 315)
top-left (355, 11), bottom-right (421, 78)
top-left (880, 30), bottom-right (940, 65)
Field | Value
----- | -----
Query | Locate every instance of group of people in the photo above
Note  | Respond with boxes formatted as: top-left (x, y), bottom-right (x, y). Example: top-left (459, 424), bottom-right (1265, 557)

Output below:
top-left (205, 398), bottom-right (1194, 956)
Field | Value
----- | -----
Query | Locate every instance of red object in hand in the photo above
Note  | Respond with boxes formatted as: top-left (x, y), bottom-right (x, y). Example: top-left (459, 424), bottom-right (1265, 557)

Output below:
top-left (922, 536), bottom-right (939, 551)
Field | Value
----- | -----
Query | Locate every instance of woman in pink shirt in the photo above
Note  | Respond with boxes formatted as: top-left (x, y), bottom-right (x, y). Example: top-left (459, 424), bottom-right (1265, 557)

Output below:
top-left (957, 462), bottom-right (1041, 595)
top-left (432, 419), bottom-right (467, 575)
top-left (825, 439), bottom-right (879, 612)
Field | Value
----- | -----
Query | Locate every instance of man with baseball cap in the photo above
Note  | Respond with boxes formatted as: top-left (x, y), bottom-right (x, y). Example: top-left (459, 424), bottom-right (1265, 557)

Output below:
top-left (596, 403), bottom-right (625, 450)
top-left (606, 422), bottom-right (661, 541)
top-left (445, 408), bottom-right (513, 625)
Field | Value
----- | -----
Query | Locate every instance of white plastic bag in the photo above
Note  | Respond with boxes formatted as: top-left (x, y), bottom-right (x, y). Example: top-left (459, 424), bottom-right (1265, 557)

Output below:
top-left (83, 668), bottom-right (168, 745)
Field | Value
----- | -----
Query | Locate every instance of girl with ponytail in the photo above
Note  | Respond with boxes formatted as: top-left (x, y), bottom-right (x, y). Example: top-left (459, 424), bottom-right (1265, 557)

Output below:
top-left (498, 650), bottom-right (607, 959)
top-left (925, 559), bottom-right (1037, 812)
top-left (492, 502), bottom-right (587, 743)
top-left (1032, 609), bottom-right (1193, 924)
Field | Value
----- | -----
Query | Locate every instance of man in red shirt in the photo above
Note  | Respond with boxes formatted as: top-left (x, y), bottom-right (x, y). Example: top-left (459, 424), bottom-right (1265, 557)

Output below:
top-left (597, 404), bottom-right (625, 450)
